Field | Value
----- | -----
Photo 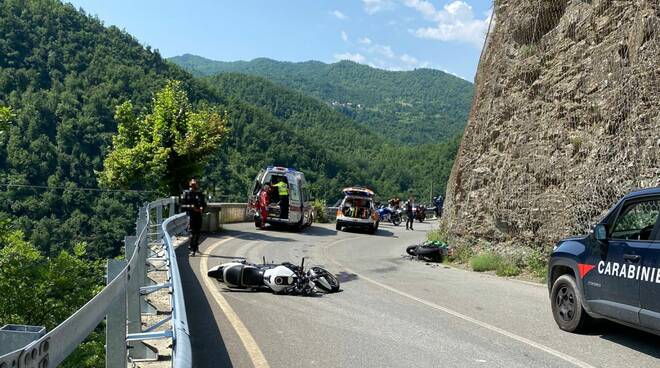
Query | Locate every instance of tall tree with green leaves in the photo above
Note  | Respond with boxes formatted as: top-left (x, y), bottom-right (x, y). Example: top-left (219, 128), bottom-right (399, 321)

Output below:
top-left (0, 106), bottom-right (12, 133)
top-left (99, 80), bottom-right (228, 194)
top-left (0, 217), bottom-right (104, 367)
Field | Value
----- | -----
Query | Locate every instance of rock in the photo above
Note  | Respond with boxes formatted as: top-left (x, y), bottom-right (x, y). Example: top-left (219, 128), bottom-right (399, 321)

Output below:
top-left (442, 0), bottom-right (659, 250)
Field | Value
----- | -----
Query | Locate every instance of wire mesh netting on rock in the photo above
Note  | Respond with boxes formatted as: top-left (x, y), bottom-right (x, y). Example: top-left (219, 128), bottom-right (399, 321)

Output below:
top-left (442, 0), bottom-right (660, 249)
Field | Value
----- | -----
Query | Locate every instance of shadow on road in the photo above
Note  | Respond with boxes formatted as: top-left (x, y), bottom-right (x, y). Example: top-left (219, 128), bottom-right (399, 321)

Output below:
top-left (217, 228), bottom-right (295, 242)
top-left (304, 225), bottom-right (338, 236)
top-left (335, 271), bottom-right (359, 283)
top-left (256, 223), bottom-right (338, 237)
top-left (194, 252), bottom-right (245, 260)
top-left (591, 321), bottom-right (660, 359)
top-left (341, 227), bottom-right (395, 237)
top-left (177, 245), bottom-right (234, 368)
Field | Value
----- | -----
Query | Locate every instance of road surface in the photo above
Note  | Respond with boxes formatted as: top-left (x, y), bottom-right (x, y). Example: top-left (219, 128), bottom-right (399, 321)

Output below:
top-left (178, 221), bottom-right (659, 368)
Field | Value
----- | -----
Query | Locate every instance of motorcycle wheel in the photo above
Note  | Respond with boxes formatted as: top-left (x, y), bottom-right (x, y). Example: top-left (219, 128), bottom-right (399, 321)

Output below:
top-left (312, 267), bottom-right (340, 293)
top-left (392, 215), bottom-right (402, 226)
top-left (406, 244), bottom-right (418, 256)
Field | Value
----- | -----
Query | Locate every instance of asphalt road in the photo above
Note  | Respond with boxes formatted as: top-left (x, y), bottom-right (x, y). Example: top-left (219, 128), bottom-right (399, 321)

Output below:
top-left (178, 221), bottom-right (660, 368)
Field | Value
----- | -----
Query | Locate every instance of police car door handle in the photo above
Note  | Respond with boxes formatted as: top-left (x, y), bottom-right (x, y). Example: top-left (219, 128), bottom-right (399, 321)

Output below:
top-left (623, 254), bottom-right (641, 263)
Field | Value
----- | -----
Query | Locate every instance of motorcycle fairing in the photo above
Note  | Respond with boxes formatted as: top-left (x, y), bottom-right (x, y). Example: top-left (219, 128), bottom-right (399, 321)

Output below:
top-left (263, 265), bottom-right (296, 293)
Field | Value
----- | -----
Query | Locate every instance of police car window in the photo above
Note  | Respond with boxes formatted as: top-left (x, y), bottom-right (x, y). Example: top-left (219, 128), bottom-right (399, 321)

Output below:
top-left (611, 199), bottom-right (660, 241)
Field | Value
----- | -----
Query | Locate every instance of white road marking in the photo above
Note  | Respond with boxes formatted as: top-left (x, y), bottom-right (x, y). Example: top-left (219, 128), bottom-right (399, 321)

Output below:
top-left (323, 237), bottom-right (596, 368)
top-left (200, 237), bottom-right (270, 368)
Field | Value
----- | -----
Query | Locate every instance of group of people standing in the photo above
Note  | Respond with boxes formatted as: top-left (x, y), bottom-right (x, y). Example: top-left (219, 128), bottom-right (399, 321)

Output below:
top-left (393, 193), bottom-right (445, 231)
top-left (179, 177), bottom-right (290, 255)
top-left (180, 176), bottom-right (445, 254)
top-left (388, 194), bottom-right (417, 230)
top-left (256, 177), bottom-right (289, 229)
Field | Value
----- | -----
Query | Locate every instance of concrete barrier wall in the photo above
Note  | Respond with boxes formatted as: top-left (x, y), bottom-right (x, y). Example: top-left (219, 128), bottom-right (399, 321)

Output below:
top-left (202, 203), bottom-right (249, 232)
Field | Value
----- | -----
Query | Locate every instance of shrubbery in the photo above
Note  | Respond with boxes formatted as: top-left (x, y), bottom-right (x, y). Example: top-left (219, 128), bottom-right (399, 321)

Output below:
top-left (312, 199), bottom-right (329, 223)
top-left (469, 252), bottom-right (521, 277)
top-left (526, 248), bottom-right (549, 280)
top-left (0, 220), bottom-right (104, 366)
top-left (470, 252), bottom-right (501, 272)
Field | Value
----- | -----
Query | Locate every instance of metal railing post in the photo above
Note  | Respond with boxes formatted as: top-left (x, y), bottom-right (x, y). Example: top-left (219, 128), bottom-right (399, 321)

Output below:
top-left (125, 235), bottom-right (139, 335)
top-left (106, 259), bottom-right (127, 368)
top-left (156, 204), bottom-right (163, 237)
top-left (141, 207), bottom-right (157, 314)
top-left (126, 231), bottom-right (157, 361)
top-left (169, 196), bottom-right (176, 217)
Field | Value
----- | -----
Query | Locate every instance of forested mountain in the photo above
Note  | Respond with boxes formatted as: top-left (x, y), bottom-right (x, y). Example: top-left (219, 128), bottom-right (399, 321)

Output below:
top-left (0, 0), bottom-right (212, 259)
top-left (169, 54), bottom-right (474, 145)
top-left (203, 73), bottom-right (460, 203)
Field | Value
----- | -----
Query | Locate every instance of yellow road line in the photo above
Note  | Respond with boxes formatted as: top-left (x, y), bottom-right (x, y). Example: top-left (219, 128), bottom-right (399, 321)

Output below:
top-left (200, 237), bottom-right (270, 368)
top-left (323, 239), bottom-right (596, 368)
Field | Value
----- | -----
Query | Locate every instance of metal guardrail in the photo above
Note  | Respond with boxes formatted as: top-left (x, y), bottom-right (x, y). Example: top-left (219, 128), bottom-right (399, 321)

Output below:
top-left (161, 213), bottom-right (191, 367)
top-left (0, 197), bottom-right (191, 368)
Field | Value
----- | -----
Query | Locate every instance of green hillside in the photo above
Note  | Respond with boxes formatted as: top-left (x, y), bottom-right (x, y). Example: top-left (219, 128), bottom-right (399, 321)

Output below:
top-left (169, 54), bottom-right (474, 145)
top-left (202, 73), bottom-right (460, 203)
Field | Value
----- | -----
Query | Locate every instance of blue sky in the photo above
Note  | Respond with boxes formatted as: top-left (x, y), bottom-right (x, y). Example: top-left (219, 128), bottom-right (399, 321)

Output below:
top-left (67, 0), bottom-right (492, 81)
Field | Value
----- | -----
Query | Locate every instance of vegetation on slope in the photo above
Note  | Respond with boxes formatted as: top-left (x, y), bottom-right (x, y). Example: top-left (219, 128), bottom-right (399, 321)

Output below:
top-left (170, 54), bottom-right (474, 145)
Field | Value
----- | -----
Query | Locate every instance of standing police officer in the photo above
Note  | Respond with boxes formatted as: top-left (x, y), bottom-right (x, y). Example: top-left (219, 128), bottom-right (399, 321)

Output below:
top-left (405, 194), bottom-right (415, 231)
top-left (273, 177), bottom-right (289, 220)
top-left (181, 178), bottom-right (206, 256)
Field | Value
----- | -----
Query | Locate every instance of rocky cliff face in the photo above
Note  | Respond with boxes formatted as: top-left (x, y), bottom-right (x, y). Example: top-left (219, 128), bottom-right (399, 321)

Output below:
top-left (442, 0), bottom-right (659, 249)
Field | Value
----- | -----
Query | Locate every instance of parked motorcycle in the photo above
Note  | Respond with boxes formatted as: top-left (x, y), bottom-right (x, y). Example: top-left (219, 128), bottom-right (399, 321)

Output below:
top-left (377, 205), bottom-right (402, 226)
top-left (207, 257), bottom-right (340, 295)
top-left (415, 205), bottom-right (427, 223)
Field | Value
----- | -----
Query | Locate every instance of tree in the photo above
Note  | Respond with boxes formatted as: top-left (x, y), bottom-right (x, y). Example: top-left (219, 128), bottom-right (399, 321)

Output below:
top-left (99, 80), bottom-right (228, 194)
top-left (0, 218), bottom-right (104, 367)
top-left (0, 106), bottom-right (12, 134)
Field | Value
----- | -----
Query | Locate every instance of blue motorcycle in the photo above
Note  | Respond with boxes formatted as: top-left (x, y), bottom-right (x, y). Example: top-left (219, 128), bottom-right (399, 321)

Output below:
top-left (377, 205), bottom-right (402, 226)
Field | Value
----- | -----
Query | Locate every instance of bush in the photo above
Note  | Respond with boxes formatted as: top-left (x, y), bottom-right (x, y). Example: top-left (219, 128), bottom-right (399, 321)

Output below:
top-left (312, 199), bottom-right (328, 223)
top-left (449, 243), bottom-right (473, 264)
top-left (526, 249), bottom-right (549, 280)
top-left (496, 260), bottom-right (521, 277)
top-left (470, 252), bottom-right (502, 272)
top-left (427, 228), bottom-right (448, 243)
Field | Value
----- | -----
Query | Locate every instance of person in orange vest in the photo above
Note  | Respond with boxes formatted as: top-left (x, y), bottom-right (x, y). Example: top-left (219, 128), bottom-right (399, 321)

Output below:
top-left (258, 184), bottom-right (270, 229)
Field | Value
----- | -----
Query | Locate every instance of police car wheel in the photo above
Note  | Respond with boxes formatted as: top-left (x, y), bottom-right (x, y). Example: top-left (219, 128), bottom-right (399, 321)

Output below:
top-left (551, 274), bottom-right (590, 333)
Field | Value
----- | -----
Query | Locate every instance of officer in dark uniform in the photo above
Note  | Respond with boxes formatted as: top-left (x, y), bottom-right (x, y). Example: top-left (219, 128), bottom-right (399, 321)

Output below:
top-left (405, 194), bottom-right (415, 231)
top-left (434, 195), bottom-right (444, 218)
top-left (180, 178), bottom-right (206, 256)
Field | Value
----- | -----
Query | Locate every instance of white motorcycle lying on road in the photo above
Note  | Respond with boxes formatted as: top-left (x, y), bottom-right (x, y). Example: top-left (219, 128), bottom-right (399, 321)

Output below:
top-left (207, 257), bottom-right (340, 296)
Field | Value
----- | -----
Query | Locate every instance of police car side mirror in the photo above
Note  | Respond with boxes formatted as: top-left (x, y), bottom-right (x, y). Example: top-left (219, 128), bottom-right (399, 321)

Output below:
top-left (593, 224), bottom-right (608, 242)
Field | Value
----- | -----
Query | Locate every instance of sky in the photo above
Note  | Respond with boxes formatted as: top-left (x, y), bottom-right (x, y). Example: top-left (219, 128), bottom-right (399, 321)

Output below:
top-left (67, 0), bottom-right (493, 81)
